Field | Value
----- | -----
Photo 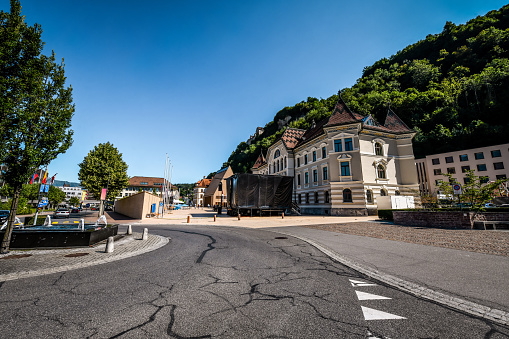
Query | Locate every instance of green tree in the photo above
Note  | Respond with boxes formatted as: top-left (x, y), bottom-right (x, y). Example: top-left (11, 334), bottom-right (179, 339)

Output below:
top-left (69, 196), bottom-right (80, 207)
top-left (0, 0), bottom-right (74, 253)
top-left (47, 185), bottom-right (66, 207)
top-left (78, 142), bottom-right (129, 201)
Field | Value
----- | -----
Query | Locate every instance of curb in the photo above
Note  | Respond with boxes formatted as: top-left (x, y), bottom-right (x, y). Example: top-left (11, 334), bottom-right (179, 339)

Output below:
top-left (271, 229), bottom-right (509, 326)
top-left (0, 233), bottom-right (170, 282)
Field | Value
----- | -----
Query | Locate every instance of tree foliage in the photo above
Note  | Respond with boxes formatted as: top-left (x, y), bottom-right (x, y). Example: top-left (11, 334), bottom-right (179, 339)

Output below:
top-left (78, 142), bottom-right (129, 201)
top-left (48, 185), bottom-right (66, 207)
top-left (1, 0), bottom-right (74, 253)
top-left (224, 4), bottom-right (509, 173)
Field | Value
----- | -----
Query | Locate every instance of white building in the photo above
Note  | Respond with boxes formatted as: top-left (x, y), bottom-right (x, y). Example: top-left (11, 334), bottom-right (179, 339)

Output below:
top-left (416, 143), bottom-right (509, 195)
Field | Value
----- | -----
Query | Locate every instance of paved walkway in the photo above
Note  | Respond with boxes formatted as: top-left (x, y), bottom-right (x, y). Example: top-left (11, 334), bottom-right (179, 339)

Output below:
top-left (0, 228), bottom-right (169, 282)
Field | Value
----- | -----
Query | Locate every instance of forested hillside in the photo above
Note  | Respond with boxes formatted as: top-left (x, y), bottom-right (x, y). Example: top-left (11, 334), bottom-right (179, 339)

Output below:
top-left (224, 4), bottom-right (509, 174)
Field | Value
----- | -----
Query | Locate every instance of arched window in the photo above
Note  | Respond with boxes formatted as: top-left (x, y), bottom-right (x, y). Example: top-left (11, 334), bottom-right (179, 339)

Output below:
top-left (380, 189), bottom-right (387, 196)
top-left (366, 190), bottom-right (373, 203)
top-left (305, 193), bottom-right (310, 204)
top-left (314, 192), bottom-right (319, 204)
top-left (375, 142), bottom-right (383, 156)
top-left (325, 191), bottom-right (330, 203)
top-left (284, 156), bottom-right (287, 168)
top-left (343, 189), bottom-right (352, 203)
top-left (377, 164), bottom-right (386, 179)
top-left (274, 150), bottom-right (280, 158)
top-left (395, 190), bottom-right (401, 196)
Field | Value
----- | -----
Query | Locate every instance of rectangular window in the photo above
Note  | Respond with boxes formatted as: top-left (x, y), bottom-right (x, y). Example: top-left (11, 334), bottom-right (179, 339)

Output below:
top-left (491, 150), bottom-right (502, 158)
top-left (435, 179), bottom-right (442, 185)
top-left (445, 156), bottom-right (454, 163)
top-left (340, 162), bottom-right (350, 176)
top-left (297, 174), bottom-right (301, 186)
top-left (305, 172), bottom-right (309, 184)
top-left (312, 151), bottom-right (316, 162)
top-left (140, 182), bottom-right (148, 185)
top-left (334, 140), bottom-right (342, 152)
top-left (496, 174), bottom-right (507, 180)
top-left (463, 177), bottom-right (470, 184)
top-left (432, 158), bottom-right (440, 165)
top-left (494, 162), bottom-right (504, 170)
top-left (323, 167), bottom-right (328, 180)
top-left (474, 152), bottom-right (484, 160)
top-left (447, 167), bottom-right (456, 174)
top-left (305, 193), bottom-right (309, 204)
top-left (477, 164), bottom-right (487, 171)
top-left (344, 138), bottom-right (353, 151)
top-left (461, 165), bottom-right (470, 173)
top-left (304, 155), bottom-right (308, 165)
top-left (313, 169), bottom-right (318, 182)
top-left (298, 194), bottom-right (302, 204)
top-left (322, 146), bottom-right (326, 158)
top-left (297, 158), bottom-right (300, 167)
top-left (459, 154), bottom-right (468, 162)
top-left (433, 169), bottom-right (441, 175)
top-left (481, 176), bottom-right (490, 183)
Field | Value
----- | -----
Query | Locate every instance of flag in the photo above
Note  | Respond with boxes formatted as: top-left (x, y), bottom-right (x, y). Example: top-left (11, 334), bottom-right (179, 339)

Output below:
top-left (50, 173), bottom-right (57, 185)
top-left (41, 170), bottom-right (48, 184)
top-left (30, 173), bottom-right (39, 184)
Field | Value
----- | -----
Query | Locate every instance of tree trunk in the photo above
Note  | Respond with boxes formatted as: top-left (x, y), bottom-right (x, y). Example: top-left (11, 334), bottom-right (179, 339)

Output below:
top-left (1, 184), bottom-right (22, 254)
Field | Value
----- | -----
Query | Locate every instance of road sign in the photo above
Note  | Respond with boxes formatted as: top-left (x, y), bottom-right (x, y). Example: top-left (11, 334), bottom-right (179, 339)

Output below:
top-left (453, 184), bottom-right (462, 195)
top-left (159, 202), bottom-right (163, 207)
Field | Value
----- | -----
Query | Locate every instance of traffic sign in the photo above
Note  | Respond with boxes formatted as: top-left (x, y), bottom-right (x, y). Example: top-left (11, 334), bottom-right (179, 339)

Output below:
top-left (453, 184), bottom-right (462, 195)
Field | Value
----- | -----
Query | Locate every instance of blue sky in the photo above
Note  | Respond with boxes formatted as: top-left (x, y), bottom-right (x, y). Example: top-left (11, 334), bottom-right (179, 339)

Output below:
top-left (3, 0), bottom-right (507, 184)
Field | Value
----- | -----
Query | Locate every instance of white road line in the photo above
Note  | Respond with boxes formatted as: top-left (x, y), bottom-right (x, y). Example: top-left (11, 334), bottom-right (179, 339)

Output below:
top-left (355, 291), bottom-right (391, 300)
top-left (361, 306), bottom-right (406, 320)
top-left (349, 279), bottom-right (377, 287)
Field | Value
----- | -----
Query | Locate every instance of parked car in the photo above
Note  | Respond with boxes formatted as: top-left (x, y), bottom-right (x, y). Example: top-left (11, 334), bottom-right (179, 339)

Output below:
top-left (485, 203), bottom-right (496, 208)
top-left (54, 208), bottom-right (70, 218)
top-left (0, 210), bottom-right (10, 224)
top-left (70, 207), bottom-right (80, 213)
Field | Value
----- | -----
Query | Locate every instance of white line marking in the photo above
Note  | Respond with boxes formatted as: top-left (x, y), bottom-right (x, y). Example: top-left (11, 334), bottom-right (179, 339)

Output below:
top-left (361, 306), bottom-right (406, 320)
top-left (356, 291), bottom-right (392, 300)
top-left (349, 279), bottom-right (377, 287)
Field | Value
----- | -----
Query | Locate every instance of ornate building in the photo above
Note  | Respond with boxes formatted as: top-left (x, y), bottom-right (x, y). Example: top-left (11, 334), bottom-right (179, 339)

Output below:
top-left (252, 95), bottom-right (419, 215)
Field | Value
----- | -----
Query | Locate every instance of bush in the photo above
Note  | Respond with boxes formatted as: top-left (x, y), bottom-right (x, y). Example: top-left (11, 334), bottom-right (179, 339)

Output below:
top-left (378, 209), bottom-right (394, 221)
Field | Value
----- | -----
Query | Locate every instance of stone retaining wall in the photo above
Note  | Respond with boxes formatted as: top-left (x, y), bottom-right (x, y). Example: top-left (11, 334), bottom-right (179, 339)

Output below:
top-left (392, 211), bottom-right (509, 229)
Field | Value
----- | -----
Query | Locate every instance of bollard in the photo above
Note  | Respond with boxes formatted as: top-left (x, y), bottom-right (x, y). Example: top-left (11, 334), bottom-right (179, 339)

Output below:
top-left (127, 224), bottom-right (132, 235)
top-left (237, 214), bottom-right (241, 220)
top-left (105, 236), bottom-right (114, 253)
top-left (282, 212), bottom-right (284, 219)
top-left (213, 215), bottom-right (216, 222)
top-left (142, 228), bottom-right (148, 240)
top-left (187, 215), bottom-right (190, 223)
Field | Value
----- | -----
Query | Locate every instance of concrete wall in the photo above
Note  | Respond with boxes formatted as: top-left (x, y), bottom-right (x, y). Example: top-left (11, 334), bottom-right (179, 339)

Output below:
top-left (393, 210), bottom-right (509, 229)
top-left (114, 192), bottom-right (161, 219)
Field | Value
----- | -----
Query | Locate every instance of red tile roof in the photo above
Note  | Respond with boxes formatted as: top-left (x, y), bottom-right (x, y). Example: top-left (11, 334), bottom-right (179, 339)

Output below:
top-left (251, 153), bottom-right (266, 169)
top-left (195, 178), bottom-right (211, 188)
top-left (325, 96), bottom-right (363, 127)
top-left (280, 128), bottom-right (306, 149)
top-left (384, 109), bottom-right (412, 132)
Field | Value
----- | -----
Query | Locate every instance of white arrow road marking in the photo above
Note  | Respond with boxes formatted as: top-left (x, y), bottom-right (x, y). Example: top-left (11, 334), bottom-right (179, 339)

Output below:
top-left (367, 330), bottom-right (391, 339)
top-left (349, 279), bottom-right (377, 287)
top-left (356, 291), bottom-right (392, 300)
top-left (361, 306), bottom-right (406, 320)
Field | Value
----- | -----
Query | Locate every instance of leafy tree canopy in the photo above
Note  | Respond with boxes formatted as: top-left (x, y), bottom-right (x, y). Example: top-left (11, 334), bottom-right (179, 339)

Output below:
top-left (1, 0), bottom-right (74, 253)
top-left (78, 142), bottom-right (129, 201)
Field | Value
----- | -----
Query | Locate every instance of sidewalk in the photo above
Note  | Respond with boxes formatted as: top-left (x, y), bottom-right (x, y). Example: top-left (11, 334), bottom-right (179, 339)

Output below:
top-left (0, 228), bottom-right (169, 282)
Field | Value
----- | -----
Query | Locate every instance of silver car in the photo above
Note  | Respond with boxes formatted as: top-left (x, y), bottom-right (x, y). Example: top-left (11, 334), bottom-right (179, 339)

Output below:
top-left (54, 208), bottom-right (70, 218)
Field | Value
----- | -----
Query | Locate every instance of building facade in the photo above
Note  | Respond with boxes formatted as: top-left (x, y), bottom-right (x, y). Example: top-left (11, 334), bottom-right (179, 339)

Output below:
top-left (415, 143), bottom-right (509, 195)
top-left (193, 178), bottom-right (211, 207)
top-left (120, 176), bottom-right (178, 201)
top-left (253, 95), bottom-right (419, 215)
top-left (203, 166), bottom-right (234, 207)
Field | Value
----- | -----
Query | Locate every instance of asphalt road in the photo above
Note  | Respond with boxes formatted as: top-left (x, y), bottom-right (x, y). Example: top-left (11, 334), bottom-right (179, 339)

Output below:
top-left (0, 224), bottom-right (507, 338)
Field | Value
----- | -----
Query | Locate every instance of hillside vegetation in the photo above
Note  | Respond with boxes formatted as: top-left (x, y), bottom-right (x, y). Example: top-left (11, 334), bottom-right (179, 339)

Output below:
top-left (224, 4), bottom-right (509, 174)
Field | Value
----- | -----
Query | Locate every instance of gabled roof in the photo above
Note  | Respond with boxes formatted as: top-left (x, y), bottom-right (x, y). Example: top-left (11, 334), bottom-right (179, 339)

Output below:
top-left (129, 176), bottom-right (169, 188)
top-left (251, 152), bottom-right (266, 170)
top-left (384, 108), bottom-right (413, 133)
top-left (195, 178), bottom-right (211, 188)
top-left (280, 128), bottom-right (306, 149)
top-left (325, 95), bottom-right (363, 127)
top-left (204, 166), bottom-right (233, 197)
top-left (295, 117), bottom-right (329, 148)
